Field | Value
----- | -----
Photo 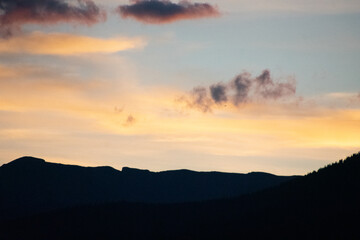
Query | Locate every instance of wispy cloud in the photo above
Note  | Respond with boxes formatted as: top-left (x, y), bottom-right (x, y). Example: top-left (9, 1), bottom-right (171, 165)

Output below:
top-left (182, 87), bottom-right (213, 113)
top-left (180, 69), bottom-right (297, 112)
top-left (117, 0), bottom-right (220, 24)
top-left (310, 92), bottom-right (360, 109)
top-left (0, 32), bottom-right (146, 55)
top-left (0, 0), bottom-right (105, 37)
top-left (123, 114), bottom-right (136, 126)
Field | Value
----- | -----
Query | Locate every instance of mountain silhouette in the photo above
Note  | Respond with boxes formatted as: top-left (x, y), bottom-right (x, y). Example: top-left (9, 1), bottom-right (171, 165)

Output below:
top-left (0, 156), bottom-right (294, 220)
top-left (1, 152), bottom-right (359, 240)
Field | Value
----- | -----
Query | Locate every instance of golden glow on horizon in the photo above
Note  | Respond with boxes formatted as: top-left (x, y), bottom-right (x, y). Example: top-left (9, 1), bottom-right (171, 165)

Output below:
top-left (0, 0), bottom-right (359, 177)
top-left (1, 80), bottom-right (359, 153)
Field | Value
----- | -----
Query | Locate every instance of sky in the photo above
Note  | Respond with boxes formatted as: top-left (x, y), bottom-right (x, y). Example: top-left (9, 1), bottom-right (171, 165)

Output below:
top-left (0, 0), bottom-right (359, 175)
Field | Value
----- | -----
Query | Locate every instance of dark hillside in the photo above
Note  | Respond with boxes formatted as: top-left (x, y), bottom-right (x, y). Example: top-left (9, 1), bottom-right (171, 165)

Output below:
top-left (0, 156), bottom-right (294, 220)
top-left (1, 152), bottom-right (359, 239)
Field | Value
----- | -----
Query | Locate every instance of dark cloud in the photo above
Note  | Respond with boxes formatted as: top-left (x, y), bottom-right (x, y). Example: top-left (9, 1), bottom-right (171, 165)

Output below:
top-left (259, 81), bottom-right (296, 100)
top-left (231, 72), bottom-right (252, 105)
top-left (117, 0), bottom-right (219, 24)
top-left (210, 83), bottom-right (227, 104)
top-left (0, 0), bottom-right (105, 37)
top-left (254, 70), bottom-right (296, 100)
top-left (255, 69), bottom-right (272, 86)
top-left (180, 69), bottom-right (297, 112)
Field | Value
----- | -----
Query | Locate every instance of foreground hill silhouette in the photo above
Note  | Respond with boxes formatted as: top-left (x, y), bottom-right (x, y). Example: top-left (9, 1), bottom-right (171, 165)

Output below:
top-left (0, 156), bottom-right (294, 220)
top-left (1, 152), bottom-right (359, 240)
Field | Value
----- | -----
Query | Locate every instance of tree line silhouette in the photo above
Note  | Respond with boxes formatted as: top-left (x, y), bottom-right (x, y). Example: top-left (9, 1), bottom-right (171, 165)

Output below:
top-left (0, 152), bottom-right (359, 239)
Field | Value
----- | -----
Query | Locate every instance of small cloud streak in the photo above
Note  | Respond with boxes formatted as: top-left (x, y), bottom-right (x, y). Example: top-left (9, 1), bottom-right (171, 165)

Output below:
top-left (181, 69), bottom-right (297, 112)
top-left (0, 0), bottom-right (105, 37)
top-left (254, 70), bottom-right (296, 100)
top-left (123, 114), bottom-right (136, 127)
top-left (314, 92), bottom-right (360, 109)
top-left (0, 32), bottom-right (146, 55)
top-left (117, 0), bottom-right (220, 24)
top-left (114, 106), bottom-right (124, 113)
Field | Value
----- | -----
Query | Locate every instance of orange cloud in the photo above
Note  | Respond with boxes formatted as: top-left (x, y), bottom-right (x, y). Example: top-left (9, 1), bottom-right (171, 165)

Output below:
top-left (0, 32), bottom-right (146, 55)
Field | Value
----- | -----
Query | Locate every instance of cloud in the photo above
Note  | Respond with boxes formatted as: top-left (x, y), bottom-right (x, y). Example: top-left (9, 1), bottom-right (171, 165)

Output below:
top-left (114, 106), bottom-right (124, 113)
top-left (123, 114), bottom-right (136, 126)
top-left (117, 0), bottom-right (220, 24)
top-left (0, 0), bottom-right (105, 37)
top-left (313, 92), bottom-right (360, 109)
top-left (178, 86), bottom-right (213, 113)
top-left (210, 83), bottom-right (227, 104)
top-left (0, 32), bottom-right (146, 55)
top-left (254, 69), bottom-right (296, 100)
top-left (181, 69), bottom-right (297, 112)
top-left (232, 72), bottom-right (252, 105)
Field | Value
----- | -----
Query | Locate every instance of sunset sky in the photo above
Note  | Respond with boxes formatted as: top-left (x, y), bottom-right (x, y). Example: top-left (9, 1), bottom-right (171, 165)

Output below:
top-left (0, 0), bottom-right (359, 175)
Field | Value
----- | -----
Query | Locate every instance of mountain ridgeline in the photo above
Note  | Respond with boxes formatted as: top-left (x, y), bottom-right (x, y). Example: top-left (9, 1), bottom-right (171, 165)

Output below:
top-left (1, 153), bottom-right (360, 240)
top-left (0, 156), bottom-right (294, 220)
